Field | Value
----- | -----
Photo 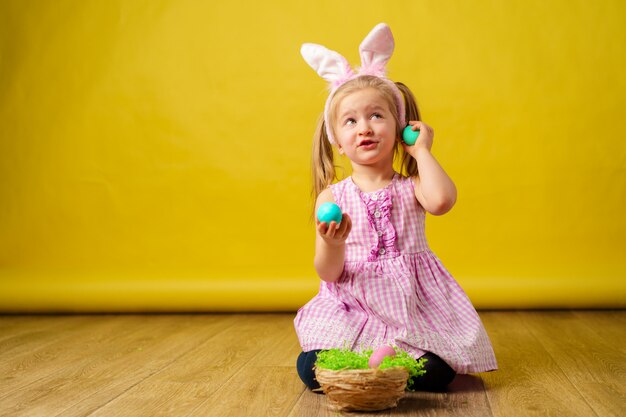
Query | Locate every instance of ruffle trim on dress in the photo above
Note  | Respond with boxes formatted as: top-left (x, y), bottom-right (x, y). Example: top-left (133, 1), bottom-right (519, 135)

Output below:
top-left (298, 317), bottom-right (397, 352)
top-left (356, 177), bottom-right (400, 261)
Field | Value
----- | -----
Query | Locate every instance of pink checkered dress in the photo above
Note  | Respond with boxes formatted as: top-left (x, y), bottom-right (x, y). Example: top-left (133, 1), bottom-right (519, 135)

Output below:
top-left (294, 173), bottom-right (497, 373)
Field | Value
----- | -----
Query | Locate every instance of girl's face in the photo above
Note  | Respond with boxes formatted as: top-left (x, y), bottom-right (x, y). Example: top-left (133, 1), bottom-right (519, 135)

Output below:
top-left (333, 88), bottom-right (397, 169)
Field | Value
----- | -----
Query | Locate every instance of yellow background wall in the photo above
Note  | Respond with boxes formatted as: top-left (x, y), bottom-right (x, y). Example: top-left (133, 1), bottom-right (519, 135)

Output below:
top-left (1, 0), bottom-right (624, 311)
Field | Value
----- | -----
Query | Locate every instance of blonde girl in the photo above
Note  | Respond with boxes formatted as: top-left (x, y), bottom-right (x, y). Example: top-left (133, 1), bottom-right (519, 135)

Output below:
top-left (295, 24), bottom-right (497, 392)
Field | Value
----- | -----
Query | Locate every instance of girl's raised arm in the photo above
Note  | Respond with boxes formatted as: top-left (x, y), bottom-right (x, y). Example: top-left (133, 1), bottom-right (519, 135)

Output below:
top-left (404, 122), bottom-right (457, 215)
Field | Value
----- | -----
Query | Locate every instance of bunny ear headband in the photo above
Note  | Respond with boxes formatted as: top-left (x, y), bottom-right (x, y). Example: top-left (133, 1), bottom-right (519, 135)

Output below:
top-left (301, 23), bottom-right (406, 144)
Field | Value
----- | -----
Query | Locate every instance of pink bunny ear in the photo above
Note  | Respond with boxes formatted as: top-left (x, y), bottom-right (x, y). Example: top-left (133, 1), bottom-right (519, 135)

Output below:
top-left (301, 23), bottom-right (406, 145)
top-left (358, 23), bottom-right (395, 77)
top-left (301, 43), bottom-right (356, 89)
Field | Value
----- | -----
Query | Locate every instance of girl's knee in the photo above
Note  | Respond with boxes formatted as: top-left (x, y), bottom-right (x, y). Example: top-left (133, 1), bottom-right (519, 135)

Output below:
top-left (296, 350), bottom-right (322, 391)
top-left (410, 352), bottom-right (456, 392)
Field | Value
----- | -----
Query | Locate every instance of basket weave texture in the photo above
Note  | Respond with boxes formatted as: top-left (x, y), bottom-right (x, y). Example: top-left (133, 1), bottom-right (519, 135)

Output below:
top-left (315, 366), bottom-right (409, 411)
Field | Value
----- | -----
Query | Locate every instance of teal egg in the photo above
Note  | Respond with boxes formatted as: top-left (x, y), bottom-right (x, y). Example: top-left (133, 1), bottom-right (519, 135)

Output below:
top-left (402, 125), bottom-right (420, 145)
top-left (317, 202), bottom-right (342, 224)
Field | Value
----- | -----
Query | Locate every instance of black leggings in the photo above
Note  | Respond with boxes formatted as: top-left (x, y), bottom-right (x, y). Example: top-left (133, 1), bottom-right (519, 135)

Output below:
top-left (296, 350), bottom-right (456, 392)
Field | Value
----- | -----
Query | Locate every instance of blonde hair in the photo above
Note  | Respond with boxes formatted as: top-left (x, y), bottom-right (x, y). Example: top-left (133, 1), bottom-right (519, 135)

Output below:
top-left (311, 76), bottom-right (421, 205)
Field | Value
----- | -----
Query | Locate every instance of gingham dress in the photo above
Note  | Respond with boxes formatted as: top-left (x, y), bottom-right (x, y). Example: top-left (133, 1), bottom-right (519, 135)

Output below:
top-left (294, 173), bottom-right (497, 373)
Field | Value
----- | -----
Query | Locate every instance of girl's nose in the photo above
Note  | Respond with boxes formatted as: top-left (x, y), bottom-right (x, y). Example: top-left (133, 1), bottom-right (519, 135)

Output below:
top-left (358, 122), bottom-right (373, 136)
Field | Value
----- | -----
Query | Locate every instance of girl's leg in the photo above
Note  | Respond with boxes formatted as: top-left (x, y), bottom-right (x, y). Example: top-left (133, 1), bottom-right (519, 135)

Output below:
top-left (409, 352), bottom-right (456, 392)
top-left (296, 350), bottom-right (322, 391)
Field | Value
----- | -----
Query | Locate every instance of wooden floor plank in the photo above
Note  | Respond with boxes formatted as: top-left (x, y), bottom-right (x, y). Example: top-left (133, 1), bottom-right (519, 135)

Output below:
top-left (0, 311), bottom-right (623, 417)
top-left (185, 366), bottom-right (302, 417)
top-left (480, 311), bottom-right (599, 417)
top-left (519, 311), bottom-right (625, 417)
top-left (0, 315), bottom-right (109, 360)
top-left (56, 314), bottom-right (237, 417)
top-left (0, 315), bottom-right (44, 335)
top-left (404, 374), bottom-right (493, 417)
top-left (0, 315), bottom-right (128, 398)
top-left (81, 315), bottom-right (293, 417)
top-left (183, 316), bottom-right (304, 417)
top-left (257, 318), bottom-right (303, 368)
top-left (1, 315), bottom-right (235, 417)
top-left (572, 310), bottom-right (626, 347)
top-left (288, 390), bottom-right (338, 417)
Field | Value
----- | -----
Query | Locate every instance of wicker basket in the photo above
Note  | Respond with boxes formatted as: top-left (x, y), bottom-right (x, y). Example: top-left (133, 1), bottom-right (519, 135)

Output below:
top-left (315, 366), bottom-right (409, 412)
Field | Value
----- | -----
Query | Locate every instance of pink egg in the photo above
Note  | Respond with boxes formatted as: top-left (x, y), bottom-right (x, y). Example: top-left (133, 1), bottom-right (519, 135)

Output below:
top-left (368, 346), bottom-right (397, 368)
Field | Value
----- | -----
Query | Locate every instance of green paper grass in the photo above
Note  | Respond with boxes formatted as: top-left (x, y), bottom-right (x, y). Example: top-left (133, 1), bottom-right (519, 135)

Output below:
top-left (315, 348), bottom-right (427, 391)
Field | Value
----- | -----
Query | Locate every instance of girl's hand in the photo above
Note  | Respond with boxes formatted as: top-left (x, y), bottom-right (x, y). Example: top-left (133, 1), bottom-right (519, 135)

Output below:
top-left (402, 121), bottom-right (434, 158)
top-left (316, 213), bottom-right (352, 247)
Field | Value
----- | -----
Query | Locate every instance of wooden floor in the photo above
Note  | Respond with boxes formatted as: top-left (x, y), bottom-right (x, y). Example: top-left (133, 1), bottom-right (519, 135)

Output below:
top-left (0, 311), bottom-right (624, 416)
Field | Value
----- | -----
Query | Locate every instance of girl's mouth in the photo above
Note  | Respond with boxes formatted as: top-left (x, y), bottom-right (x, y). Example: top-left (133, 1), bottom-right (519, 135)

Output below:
top-left (359, 140), bottom-right (377, 149)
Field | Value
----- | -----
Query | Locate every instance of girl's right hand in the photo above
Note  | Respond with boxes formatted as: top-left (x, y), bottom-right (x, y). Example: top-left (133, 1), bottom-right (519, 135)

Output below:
top-left (316, 213), bottom-right (352, 246)
top-left (403, 121), bottom-right (434, 155)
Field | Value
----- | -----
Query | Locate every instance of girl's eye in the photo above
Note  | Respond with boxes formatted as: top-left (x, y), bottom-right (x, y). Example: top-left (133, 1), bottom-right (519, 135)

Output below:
top-left (345, 118), bottom-right (356, 125)
top-left (371, 113), bottom-right (383, 119)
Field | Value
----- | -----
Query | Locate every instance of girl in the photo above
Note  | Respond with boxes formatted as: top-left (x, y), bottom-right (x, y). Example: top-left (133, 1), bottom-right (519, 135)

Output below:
top-left (294, 24), bottom-right (497, 392)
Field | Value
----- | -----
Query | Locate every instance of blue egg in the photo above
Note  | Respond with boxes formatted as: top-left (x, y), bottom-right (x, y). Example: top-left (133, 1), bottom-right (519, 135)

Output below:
top-left (402, 125), bottom-right (420, 145)
top-left (317, 202), bottom-right (343, 224)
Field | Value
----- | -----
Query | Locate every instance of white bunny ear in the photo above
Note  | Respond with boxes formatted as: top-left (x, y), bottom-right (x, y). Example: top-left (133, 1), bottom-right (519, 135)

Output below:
top-left (301, 43), bottom-right (355, 88)
top-left (358, 23), bottom-right (395, 76)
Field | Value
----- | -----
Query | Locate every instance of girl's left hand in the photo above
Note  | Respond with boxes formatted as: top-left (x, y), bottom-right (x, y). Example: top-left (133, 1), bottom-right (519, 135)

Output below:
top-left (402, 121), bottom-right (434, 157)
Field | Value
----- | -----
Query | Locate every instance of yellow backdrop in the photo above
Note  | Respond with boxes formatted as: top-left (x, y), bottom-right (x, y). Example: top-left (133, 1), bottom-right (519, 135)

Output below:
top-left (1, 0), bottom-right (624, 312)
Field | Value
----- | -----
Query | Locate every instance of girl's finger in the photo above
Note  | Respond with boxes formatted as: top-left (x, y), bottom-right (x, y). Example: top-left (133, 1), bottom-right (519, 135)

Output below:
top-left (327, 221), bottom-right (338, 237)
top-left (335, 221), bottom-right (347, 240)
top-left (336, 215), bottom-right (347, 231)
